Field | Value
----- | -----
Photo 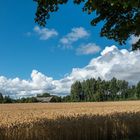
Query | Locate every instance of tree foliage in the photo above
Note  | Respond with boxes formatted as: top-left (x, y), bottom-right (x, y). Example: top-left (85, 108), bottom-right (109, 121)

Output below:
top-left (70, 77), bottom-right (138, 102)
top-left (37, 92), bottom-right (51, 97)
top-left (0, 93), bottom-right (3, 103)
top-left (136, 82), bottom-right (140, 98)
top-left (34, 0), bottom-right (140, 50)
top-left (71, 81), bottom-right (83, 101)
top-left (0, 92), bottom-right (62, 103)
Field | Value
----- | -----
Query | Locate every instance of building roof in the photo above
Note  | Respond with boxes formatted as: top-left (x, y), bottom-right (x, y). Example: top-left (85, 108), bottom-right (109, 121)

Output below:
top-left (36, 97), bottom-right (53, 102)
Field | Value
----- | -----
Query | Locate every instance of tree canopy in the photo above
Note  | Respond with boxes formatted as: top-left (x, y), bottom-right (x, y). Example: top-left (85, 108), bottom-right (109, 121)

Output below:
top-left (70, 77), bottom-right (139, 102)
top-left (33, 0), bottom-right (140, 50)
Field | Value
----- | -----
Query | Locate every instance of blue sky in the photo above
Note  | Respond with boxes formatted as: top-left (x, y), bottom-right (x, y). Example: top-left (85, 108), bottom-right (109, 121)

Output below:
top-left (0, 0), bottom-right (129, 79)
top-left (1, 1), bottom-right (139, 97)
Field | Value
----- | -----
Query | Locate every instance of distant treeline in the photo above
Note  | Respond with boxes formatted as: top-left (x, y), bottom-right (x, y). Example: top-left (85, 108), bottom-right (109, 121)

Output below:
top-left (0, 93), bottom-right (62, 103)
top-left (0, 77), bottom-right (140, 103)
top-left (70, 77), bottom-right (140, 102)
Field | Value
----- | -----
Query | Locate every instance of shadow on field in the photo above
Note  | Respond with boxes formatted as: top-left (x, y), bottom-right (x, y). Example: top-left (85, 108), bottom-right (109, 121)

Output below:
top-left (0, 112), bottom-right (140, 140)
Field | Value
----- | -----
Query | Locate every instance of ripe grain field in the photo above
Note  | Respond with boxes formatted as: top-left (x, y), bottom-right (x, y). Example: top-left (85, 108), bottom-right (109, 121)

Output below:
top-left (1, 101), bottom-right (140, 140)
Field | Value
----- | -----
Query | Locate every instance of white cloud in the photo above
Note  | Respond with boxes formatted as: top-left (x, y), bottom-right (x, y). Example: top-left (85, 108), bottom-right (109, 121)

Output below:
top-left (60, 27), bottom-right (90, 47)
top-left (71, 45), bottom-right (140, 84)
top-left (129, 35), bottom-right (140, 45)
top-left (1, 45), bottom-right (140, 98)
top-left (76, 43), bottom-right (101, 55)
top-left (0, 70), bottom-right (56, 98)
top-left (33, 26), bottom-right (58, 40)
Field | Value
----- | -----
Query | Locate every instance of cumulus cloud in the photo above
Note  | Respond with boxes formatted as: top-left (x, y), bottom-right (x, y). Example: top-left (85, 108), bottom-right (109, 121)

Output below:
top-left (76, 43), bottom-right (101, 55)
top-left (71, 45), bottom-right (140, 84)
top-left (60, 27), bottom-right (90, 47)
top-left (33, 26), bottom-right (58, 40)
top-left (129, 35), bottom-right (140, 45)
top-left (1, 45), bottom-right (140, 98)
top-left (0, 70), bottom-right (56, 98)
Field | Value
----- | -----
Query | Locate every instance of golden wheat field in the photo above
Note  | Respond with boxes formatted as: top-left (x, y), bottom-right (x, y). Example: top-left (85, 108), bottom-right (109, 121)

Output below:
top-left (1, 101), bottom-right (140, 140)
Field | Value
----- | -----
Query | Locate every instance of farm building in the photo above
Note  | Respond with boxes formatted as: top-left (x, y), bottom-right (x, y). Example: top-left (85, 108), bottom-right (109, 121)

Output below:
top-left (36, 97), bottom-right (53, 103)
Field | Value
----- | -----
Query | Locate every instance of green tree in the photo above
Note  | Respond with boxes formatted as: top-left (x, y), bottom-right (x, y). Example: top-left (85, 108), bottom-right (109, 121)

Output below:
top-left (136, 82), bottom-right (140, 99)
top-left (3, 96), bottom-right (13, 103)
top-left (62, 95), bottom-right (71, 102)
top-left (37, 93), bottom-right (51, 97)
top-left (51, 96), bottom-right (62, 102)
top-left (71, 81), bottom-right (82, 101)
top-left (95, 77), bottom-right (104, 101)
top-left (82, 79), bottom-right (96, 101)
top-left (109, 77), bottom-right (118, 100)
top-left (117, 80), bottom-right (129, 99)
top-left (34, 0), bottom-right (140, 50)
top-left (127, 86), bottom-right (136, 100)
top-left (17, 97), bottom-right (38, 103)
top-left (0, 93), bottom-right (3, 103)
top-left (99, 80), bottom-right (109, 101)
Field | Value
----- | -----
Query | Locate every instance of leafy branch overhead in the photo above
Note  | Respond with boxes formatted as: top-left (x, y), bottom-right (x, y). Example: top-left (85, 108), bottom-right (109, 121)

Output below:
top-left (34, 0), bottom-right (140, 50)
